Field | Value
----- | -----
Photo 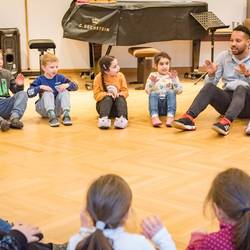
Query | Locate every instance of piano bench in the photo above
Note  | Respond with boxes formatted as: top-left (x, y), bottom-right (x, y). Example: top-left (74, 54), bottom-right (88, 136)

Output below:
top-left (29, 39), bottom-right (56, 75)
top-left (128, 47), bottom-right (160, 88)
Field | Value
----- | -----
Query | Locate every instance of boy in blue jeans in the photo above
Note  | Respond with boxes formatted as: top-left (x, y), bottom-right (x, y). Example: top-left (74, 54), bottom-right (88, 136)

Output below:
top-left (27, 53), bottom-right (78, 127)
top-left (0, 50), bottom-right (28, 132)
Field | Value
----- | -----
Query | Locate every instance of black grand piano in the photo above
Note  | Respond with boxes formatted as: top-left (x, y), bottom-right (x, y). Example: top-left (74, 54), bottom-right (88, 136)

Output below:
top-left (62, 1), bottom-right (208, 73)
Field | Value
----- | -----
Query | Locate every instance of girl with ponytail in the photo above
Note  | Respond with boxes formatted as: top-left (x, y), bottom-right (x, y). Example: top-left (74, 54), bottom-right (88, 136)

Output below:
top-left (93, 55), bottom-right (129, 129)
top-left (67, 174), bottom-right (176, 250)
top-left (194, 168), bottom-right (250, 250)
top-left (141, 168), bottom-right (250, 250)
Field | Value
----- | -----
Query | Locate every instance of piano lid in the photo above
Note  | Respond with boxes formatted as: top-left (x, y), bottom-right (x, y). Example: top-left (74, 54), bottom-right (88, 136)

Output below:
top-left (62, 1), bottom-right (208, 46)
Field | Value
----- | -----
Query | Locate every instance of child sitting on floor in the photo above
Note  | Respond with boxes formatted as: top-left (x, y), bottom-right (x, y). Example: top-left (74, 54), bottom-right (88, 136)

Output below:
top-left (93, 55), bottom-right (129, 129)
top-left (145, 52), bottom-right (182, 127)
top-left (141, 168), bottom-right (250, 250)
top-left (67, 174), bottom-right (176, 250)
top-left (27, 53), bottom-right (78, 127)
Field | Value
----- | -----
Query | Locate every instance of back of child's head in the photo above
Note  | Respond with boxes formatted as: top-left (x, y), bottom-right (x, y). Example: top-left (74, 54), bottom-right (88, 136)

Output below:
top-left (41, 53), bottom-right (58, 67)
top-left (77, 174), bottom-right (132, 250)
top-left (154, 51), bottom-right (171, 65)
top-left (205, 168), bottom-right (250, 250)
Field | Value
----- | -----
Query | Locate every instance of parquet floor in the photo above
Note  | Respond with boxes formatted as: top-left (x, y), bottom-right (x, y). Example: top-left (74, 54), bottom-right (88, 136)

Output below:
top-left (0, 73), bottom-right (249, 249)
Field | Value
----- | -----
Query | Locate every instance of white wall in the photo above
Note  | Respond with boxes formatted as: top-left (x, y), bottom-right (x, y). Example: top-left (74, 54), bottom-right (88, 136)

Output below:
top-left (0, 0), bottom-right (247, 70)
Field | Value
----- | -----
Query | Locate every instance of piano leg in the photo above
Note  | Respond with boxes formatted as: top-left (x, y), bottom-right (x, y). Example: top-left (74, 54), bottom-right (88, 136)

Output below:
top-left (192, 39), bottom-right (200, 73)
top-left (84, 43), bottom-right (102, 90)
top-left (184, 39), bottom-right (204, 80)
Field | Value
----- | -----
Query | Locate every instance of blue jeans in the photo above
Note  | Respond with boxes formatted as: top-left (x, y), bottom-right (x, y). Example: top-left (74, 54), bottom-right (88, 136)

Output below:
top-left (0, 219), bottom-right (12, 232)
top-left (148, 91), bottom-right (176, 117)
top-left (0, 91), bottom-right (28, 120)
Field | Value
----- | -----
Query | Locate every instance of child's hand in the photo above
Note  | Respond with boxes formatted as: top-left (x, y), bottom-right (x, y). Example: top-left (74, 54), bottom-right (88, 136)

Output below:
top-left (56, 83), bottom-right (69, 92)
top-left (149, 75), bottom-right (159, 84)
top-left (235, 63), bottom-right (250, 77)
top-left (170, 70), bottom-right (178, 79)
top-left (189, 230), bottom-right (208, 245)
top-left (80, 210), bottom-right (92, 228)
top-left (204, 60), bottom-right (218, 77)
top-left (12, 223), bottom-right (42, 243)
top-left (107, 92), bottom-right (116, 99)
top-left (141, 216), bottom-right (163, 239)
top-left (15, 74), bottom-right (25, 86)
top-left (39, 85), bottom-right (53, 92)
top-left (175, 88), bottom-right (183, 95)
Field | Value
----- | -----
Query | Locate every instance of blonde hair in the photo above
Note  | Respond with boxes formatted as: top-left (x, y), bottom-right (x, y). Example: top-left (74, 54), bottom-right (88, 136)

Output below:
top-left (41, 53), bottom-right (58, 67)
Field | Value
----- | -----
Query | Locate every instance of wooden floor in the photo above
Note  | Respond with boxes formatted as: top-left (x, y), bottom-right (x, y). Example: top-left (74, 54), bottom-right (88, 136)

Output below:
top-left (1, 73), bottom-right (250, 249)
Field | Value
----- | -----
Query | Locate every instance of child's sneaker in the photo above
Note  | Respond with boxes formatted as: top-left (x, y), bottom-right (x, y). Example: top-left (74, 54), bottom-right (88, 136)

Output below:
top-left (98, 116), bottom-right (111, 129)
top-left (114, 116), bottom-right (128, 129)
top-left (166, 116), bottom-right (174, 127)
top-left (62, 111), bottom-right (72, 126)
top-left (48, 110), bottom-right (60, 127)
top-left (49, 117), bottom-right (60, 127)
top-left (172, 114), bottom-right (196, 131)
top-left (62, 115), bottom-right (72, 126)
top-left (151, 116), bottom-right (162, 127)
top-left (10, 118), bottom-right (23, 129)
top-left (245, 121), bottom-right (250, 135)
top-left (212, 117), bottom-right (231, 136)
top-left (0, 119), bottom-right (10, 132)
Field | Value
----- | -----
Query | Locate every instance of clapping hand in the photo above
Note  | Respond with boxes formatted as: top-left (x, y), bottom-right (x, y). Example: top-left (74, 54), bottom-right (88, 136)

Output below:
top-left (235, 63), bottom-right (250, 77)
top-left (149, 75), bottom-right (159, 84)
top-left (141, 216), bottom-right (163, 239)
top-left (204, 60), bottom-right (218, 77)
top-left (188, 230), bottom-right (208, 245)
top-left (15, 74), bottom-right (25, 86)
top-left (169, 70), bottom-right (178, 79)
top-left (80, 209), bottom-right (92, 228)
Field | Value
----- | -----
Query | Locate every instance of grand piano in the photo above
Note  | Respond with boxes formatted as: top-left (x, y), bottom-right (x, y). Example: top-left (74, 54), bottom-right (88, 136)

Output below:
top-left (62, 0), bottom-right (208, 73)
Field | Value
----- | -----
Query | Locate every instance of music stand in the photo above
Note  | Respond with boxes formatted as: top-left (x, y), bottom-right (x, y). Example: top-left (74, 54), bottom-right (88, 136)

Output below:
top-left (190, 12), bottom-right (229, 84)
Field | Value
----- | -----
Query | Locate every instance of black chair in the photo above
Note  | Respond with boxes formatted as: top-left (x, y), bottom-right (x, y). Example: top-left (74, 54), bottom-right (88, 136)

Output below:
top-left (29, 39), bottom-right (56, 75)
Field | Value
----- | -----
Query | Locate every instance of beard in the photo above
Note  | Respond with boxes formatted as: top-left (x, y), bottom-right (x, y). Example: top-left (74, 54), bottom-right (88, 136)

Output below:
top-left (231, 46), bottom-right (246, 55)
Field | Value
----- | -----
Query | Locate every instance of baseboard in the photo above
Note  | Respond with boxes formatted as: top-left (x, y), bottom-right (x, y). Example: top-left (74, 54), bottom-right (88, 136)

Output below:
top-left (22, 67), bottom-right (196, 76)
top-left (22, 69), bottom-right (40, 76)
top-left (58, 68), bottom-right (90, 74)
top-left (122, 67), bottom-right (193, 76)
